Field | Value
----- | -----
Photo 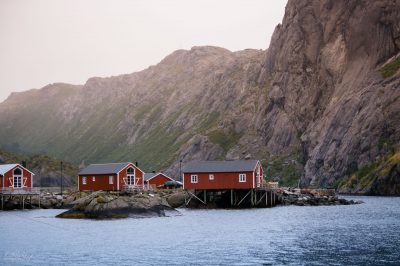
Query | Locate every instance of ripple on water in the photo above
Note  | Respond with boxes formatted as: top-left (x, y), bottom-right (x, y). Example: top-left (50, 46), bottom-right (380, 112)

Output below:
top-left (0, 196), bottom-right (399, 265)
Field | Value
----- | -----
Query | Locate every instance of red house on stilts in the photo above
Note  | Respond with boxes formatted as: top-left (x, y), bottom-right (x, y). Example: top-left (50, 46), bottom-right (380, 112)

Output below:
top-left (181, 160), bottom-right (275, 208)
top-left (0, 164), bottom-right (34, 191)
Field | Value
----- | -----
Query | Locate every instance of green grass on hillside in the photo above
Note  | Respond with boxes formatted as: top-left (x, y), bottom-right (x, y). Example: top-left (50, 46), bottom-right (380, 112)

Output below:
top-left (263, 153), bottom-right (303, 187)
top-left (208, 129), bottom-right (241, 152)
top-left (336, 151), bottom-right (400, 191)
top-left (380, 56), bottom-right (400, 78)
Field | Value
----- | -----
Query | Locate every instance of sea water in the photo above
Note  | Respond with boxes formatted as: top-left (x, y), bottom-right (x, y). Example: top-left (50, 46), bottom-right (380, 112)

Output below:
top-left (0, 196), bottom-right (399, 265)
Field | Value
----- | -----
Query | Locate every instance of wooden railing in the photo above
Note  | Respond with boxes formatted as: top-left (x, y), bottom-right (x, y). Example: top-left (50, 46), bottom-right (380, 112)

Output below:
top-left (0, 187), bottom-right (41, 195)
top-left (121, 184), bottom-right (149, 192)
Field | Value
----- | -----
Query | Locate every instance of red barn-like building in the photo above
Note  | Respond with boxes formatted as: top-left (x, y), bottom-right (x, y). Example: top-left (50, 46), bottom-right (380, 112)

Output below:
top-left (78, 162), bottom-right (144, 191)
top-left (0, 164), bottom-right (34, 190)
top-left (182, 160), bottom-right (263, 190)
top-left (144, 172), bottom-right (175, 189)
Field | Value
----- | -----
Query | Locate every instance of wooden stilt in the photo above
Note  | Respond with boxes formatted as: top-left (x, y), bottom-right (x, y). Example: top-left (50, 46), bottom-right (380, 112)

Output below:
top-left (270, 191), bottom-right (273, 207)
top-left (22, 196), bottom-right (24, 210)
top-left (272, 191), bottom-right (275, 206)
top-left (230, 190), bottom-right (233, 206)
top-left (203, 190), bottom-right (207, 205)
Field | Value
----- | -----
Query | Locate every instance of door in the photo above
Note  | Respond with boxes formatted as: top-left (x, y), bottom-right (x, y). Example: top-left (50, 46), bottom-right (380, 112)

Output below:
top-left (256, 166), bottom-right (261, 188)
top-left (13, 168), bottom-right (22, 188)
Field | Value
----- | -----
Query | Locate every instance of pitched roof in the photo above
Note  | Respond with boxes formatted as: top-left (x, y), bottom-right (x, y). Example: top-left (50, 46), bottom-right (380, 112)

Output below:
top-left (0, 164), bottom-right (19, 175)
top-left (144, 172), bottom-right (175, 181)
top-left (182, 160), bottom-right (259, 173)
top-left (0, 164), bottom-right (35, 176)
top-left (78, 163), bottom-right (132, 175)
top-left (144, 173), bottom-right (157, 181)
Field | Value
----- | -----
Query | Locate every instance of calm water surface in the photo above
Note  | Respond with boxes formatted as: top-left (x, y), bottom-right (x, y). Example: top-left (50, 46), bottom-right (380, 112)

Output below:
top-left (1, 196), bottom-right (399, 265)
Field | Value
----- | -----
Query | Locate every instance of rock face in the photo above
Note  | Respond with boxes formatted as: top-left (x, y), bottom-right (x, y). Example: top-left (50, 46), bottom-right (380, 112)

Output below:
top-left (0, 0), bottom-right (399, 192)
top-left (259, 0), bottom-right (400, 188)
top-left (57, 191), bottom-right (179, 219)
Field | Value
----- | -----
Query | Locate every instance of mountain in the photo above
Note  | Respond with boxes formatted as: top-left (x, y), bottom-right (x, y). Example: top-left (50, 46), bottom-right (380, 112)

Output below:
top-left (0, 149), bottom-right (78, 187)
top-left (0, 0), bottom-right (399, 192)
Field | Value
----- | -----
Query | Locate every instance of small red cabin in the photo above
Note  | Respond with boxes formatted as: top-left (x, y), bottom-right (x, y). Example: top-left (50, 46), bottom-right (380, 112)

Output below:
top-left (0, 164), bottom-right (34, 190)
top-left (78, 162), bottom-right (144, 191)
top-left (182, 160), bottom-right (263, 190)
top-left (144, 172), bottom-right (175, 189)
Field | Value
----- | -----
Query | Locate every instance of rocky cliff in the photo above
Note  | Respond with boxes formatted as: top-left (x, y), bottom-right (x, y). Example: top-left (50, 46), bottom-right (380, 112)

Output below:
top-left (0, 0), bottom-right (399, 192)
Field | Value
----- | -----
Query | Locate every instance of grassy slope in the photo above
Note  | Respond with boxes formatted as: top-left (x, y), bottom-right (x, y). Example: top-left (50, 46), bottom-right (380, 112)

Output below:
top-left (336, 151), bottom-right (400, 194)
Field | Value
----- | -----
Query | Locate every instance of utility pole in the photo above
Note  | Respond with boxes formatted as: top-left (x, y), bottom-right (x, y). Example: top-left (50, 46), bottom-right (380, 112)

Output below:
top-left (60, 161), bottom-right (63, 196)
top-left (179, 160), bottom-right (182, 181)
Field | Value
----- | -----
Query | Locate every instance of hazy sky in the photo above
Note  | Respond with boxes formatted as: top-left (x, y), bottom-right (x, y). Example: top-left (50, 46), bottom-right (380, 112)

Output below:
top-left (0, 0), bottom-right (286, 102)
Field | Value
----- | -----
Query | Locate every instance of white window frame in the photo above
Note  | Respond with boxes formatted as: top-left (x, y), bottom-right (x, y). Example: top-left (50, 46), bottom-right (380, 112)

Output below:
top-left (191, 175), bottom-right (198, 183)
top-left (109, 176), bottom-right (113, 184)
top-left (92, 176), bottom-right (96, 182)
top-left (209, 174), bottom-right (214, 181)
top-left (82, 176), bottom-right (87, 185)
top-left (239, 173), bottom-right (246, 183)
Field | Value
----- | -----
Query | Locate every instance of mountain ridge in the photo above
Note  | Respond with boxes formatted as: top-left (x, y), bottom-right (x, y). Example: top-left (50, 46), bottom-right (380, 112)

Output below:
top-left (0, 0), bottom-right (399, 192)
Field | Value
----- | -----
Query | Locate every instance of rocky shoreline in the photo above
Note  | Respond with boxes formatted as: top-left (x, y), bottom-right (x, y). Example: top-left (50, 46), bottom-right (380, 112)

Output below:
top-left (276, 188), bottom-right (363, 206)
top-left (1, 188), bottom-right (362, 218)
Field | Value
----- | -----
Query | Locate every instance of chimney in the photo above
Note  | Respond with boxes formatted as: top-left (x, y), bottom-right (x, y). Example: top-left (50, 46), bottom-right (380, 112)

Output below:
top-left (21, 161), bottom-right (27, 168)
top-left (152, 170), bottom-right (156, 173)
top-left (135, 161), bottom-right (138, 167)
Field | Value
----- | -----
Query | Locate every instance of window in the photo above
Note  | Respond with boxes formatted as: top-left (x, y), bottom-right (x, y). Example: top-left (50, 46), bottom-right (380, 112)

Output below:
top-left (82, 176), bottom-right (87, 185)
top-left (209, 174), bottom-right (214, 180)
top-left (127, 167), bottom-right (135, 185)
top-left (109, 176), bottom-right (113, 184)
top-left (191, 175), bottom-right (198, 183)
top-left (239, 174), bottom-right (246, 182)
top-left (13, 168), bottom-right (22, 188)
top-left (92, 176), bottom-right (96, 182)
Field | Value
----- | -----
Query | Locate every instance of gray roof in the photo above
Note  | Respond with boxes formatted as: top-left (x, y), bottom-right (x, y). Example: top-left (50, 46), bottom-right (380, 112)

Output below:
top-left (79, 163), bottom-right (131, 175)
top-left (182, 160), bottom-right (259, 173)
top-left (144, 173), bottom-right (157, 181)
top-left (144, 172), bottom-right (174, 181)
top-left (0, 164), bottom-right (35, 176)
top-left (0, 164), bottom-right (18, 175)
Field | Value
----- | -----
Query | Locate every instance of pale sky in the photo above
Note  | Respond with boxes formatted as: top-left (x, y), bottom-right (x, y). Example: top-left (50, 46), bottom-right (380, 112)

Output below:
top-left (0, 0), bottom-right (286, 102)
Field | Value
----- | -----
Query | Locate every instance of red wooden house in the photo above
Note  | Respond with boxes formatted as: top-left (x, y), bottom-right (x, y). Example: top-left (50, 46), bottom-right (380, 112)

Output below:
top-left (144, 172), bottom-right (175, 189)
top-left (182, 160), bottom-right (263, 190)
top-left (78, 162), bottom-right (144, 191)
top-left (0, 164), bottom-right (34, 190)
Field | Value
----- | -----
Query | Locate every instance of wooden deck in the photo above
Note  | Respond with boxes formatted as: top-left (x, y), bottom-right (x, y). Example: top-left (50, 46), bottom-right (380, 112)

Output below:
top-left (0, 188), bottom-right (41, 210)
top-left (0, 187), bottom-right (40, 195)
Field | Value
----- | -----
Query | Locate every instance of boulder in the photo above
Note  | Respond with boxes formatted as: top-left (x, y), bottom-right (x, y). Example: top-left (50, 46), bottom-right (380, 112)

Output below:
top-left (57, 191), bottom-right (180, 219)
